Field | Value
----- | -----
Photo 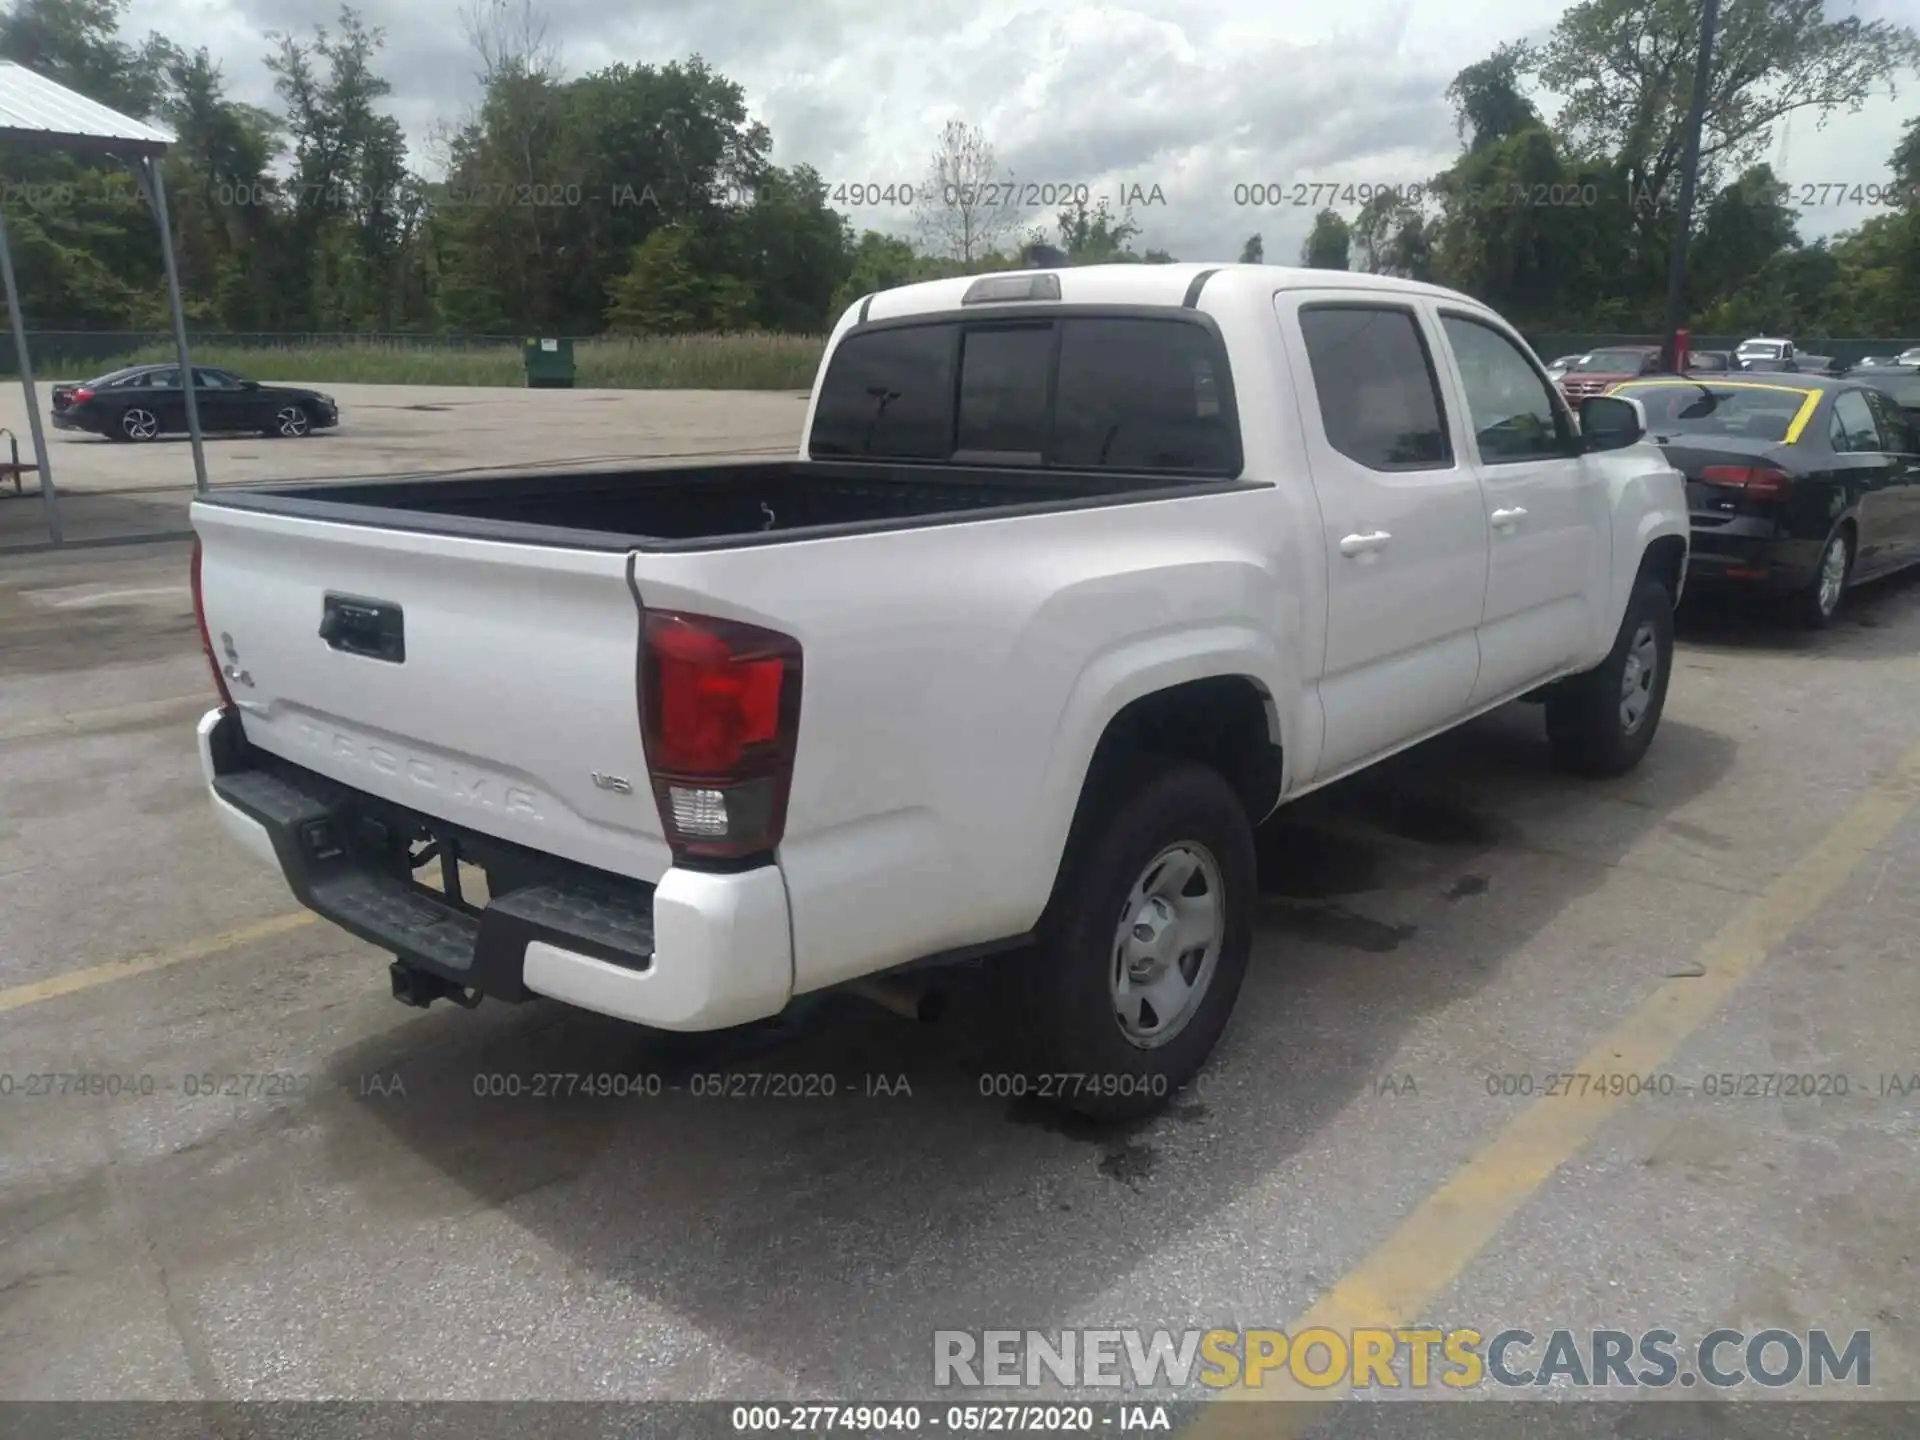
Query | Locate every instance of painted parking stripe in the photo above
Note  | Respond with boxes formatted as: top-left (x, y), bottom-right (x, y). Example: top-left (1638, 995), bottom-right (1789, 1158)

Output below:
top-left (0, 912), bottom-right (316, 1016)
top-left (0, 694), bottom-right (209, 745)
top-left (1188, 733), bottom-right (1920, 1434)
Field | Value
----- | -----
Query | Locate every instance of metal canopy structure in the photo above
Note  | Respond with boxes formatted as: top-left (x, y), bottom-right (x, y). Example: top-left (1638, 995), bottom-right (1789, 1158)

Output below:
top-left (0, 58), bottom-right (208, 545)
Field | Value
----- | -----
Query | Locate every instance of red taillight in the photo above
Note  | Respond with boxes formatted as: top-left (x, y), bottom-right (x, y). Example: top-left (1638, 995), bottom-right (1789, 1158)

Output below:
top-left (639, 610), bottom-right (801, 861)
top-left (70, 386), bottom-right (94, 403)
top-left (189, 539), bottom-right (235, 709)
top-left (1699, 465), bottom-right (1791, 499)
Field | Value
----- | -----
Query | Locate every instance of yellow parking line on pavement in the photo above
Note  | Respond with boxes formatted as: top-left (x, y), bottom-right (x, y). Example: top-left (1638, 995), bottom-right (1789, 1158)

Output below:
top-left (0, 858), bottom-right (463, 1018)
top-left (0, 694), bottom-right (209, 746)
top-left (1190, 734), bottom-right (1920, 1437)
top-left (0, 912), bottom-right (315, 1017)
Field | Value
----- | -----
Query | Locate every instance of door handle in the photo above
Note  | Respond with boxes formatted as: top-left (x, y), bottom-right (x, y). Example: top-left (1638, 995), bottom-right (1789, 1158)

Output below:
top-left (1339, 531), bottom-right (1391, 556)
top-left (1490, 507), bottom-right (1528, 528)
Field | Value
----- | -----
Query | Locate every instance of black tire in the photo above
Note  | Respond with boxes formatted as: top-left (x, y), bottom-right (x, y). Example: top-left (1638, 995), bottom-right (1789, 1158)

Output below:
top-left (1545, 573), bottom-right (1674, 777)
top-left (1794, 526), bottom-right (1852, 629)
top-left (994, 757), bottom-right (1256, 1121)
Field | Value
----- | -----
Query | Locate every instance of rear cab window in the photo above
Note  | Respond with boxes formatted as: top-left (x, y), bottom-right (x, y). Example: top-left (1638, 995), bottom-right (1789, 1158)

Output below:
top-left (808, 312), bottom-right (1241, 477)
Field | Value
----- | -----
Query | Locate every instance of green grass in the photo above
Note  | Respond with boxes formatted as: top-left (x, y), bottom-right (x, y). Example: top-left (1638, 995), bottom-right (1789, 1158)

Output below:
top-left (76, 332), bottom-right (829, 389)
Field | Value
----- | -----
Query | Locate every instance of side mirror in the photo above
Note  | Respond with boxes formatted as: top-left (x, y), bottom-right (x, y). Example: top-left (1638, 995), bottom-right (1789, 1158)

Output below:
top-left (240, 379), bottom-right (260, 390)
top-left (1580, 394), bottom-right (1647, 452)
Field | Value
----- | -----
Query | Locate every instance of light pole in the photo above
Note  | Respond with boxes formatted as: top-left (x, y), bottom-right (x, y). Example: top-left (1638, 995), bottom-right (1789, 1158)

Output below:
top-left (1660, 0), bottom-right (1721, 373)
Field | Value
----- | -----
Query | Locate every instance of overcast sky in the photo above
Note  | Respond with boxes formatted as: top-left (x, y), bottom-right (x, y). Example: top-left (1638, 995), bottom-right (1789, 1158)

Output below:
top-left (127, 0), bottom-right (1917, 262)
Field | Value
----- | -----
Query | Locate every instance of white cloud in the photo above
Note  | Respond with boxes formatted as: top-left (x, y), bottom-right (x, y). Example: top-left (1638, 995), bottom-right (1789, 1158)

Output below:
top-left (125, 0), bottom-right (1917, 261)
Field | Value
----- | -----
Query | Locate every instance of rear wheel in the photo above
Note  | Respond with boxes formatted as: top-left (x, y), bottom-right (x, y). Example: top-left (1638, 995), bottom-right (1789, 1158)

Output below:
top-left (994, 758), bottom-right (1255, 1121)
top-left (1795, 526), bottom-right (1852, 629)
top-left (116, 407), bottom-right (159, 442)
top-left (1545, 573), bottom-right (1674, 777)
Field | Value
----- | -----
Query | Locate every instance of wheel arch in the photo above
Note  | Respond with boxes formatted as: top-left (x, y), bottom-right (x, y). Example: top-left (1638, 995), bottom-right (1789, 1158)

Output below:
top-left (1639, 532), bottom-right (1687, 606)
top-left (1039, 671), bottom-right (1283, 931)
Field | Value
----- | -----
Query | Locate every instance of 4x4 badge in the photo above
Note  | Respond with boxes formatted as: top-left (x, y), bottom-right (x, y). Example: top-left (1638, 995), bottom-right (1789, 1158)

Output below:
top-left (218, 632), bottom-right (253, 688)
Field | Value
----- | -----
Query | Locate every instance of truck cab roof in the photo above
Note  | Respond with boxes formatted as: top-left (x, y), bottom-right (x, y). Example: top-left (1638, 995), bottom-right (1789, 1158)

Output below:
top-left (853, 262), bottom-right (1488, 328)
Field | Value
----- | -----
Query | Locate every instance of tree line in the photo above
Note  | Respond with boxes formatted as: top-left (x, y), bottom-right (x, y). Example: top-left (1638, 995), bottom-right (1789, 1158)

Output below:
top-left (2, 0), bottom-right (1918, 341)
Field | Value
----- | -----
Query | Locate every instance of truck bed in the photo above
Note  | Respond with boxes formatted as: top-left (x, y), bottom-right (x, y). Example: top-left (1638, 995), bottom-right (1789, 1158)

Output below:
top-left (204, 459), bottom-right (1249, 552)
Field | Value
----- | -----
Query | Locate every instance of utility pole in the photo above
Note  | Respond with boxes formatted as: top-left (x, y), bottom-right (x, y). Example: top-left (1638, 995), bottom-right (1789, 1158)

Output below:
top-left (1660, 0), bottom-right (1721, 373)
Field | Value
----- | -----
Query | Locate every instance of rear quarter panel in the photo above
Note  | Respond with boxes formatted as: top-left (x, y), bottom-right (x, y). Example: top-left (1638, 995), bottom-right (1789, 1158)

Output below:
top-left (631, 481), bottom-right (1312, 995)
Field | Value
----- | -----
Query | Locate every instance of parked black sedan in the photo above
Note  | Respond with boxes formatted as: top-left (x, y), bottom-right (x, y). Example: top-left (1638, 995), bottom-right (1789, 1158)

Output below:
top-left (50, 364), bottom-right (338, 442)
top-left (1608, 374), bottom-right (1920, 626)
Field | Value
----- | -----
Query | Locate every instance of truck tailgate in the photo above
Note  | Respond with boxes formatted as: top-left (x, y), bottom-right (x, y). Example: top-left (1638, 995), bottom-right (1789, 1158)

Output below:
top-left (192, 502), bottom-right (671, 882)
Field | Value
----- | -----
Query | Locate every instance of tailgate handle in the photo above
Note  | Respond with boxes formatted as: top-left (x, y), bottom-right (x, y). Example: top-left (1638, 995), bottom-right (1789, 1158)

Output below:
top-left (320, 593), bottom-right (405, 663)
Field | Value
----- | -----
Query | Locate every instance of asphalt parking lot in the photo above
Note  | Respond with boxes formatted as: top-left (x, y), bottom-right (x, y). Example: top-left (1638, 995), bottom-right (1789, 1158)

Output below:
top-left (0, 382), bottom-right (808, 548)
top-left (3, 398), bottom-right (1920, 1424)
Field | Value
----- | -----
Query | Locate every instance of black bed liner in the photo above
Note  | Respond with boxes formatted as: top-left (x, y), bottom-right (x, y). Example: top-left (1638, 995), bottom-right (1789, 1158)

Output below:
top-left (196, 459), bottom-right (1265, 553)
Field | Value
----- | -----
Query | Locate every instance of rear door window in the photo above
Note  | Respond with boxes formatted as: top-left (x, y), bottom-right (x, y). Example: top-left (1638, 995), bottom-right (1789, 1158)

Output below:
top-left (1830, 390), bottom-right (1884, 452)
top-left (1296, 304), bottom-right (1451, 470)
top-left (1859, 388), bottom-right (1914, 452)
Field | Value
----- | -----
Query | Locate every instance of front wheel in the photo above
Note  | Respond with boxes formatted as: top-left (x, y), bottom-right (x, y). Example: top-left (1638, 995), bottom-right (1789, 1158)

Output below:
top-left (265, 404), bottom-right (312, 438)
top-left (1545, 573), bottom-right (1674, 777)
top-left (994, 758), bottom-right (1256, 1121)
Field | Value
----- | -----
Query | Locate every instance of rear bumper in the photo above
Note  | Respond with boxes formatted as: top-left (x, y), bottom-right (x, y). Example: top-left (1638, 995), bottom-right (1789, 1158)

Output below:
top-left (1683, 520), bottom-right (1821, 594)
top-left (197, 708), bottom-right (792, 1030)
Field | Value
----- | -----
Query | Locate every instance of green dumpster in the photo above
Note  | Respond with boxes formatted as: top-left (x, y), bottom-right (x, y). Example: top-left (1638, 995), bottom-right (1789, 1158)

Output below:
top-left (523, 336), bottom-right (576, 388)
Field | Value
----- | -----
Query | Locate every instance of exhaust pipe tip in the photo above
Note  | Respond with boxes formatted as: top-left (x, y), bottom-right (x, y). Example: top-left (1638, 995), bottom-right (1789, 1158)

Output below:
top-left (846, 976), bottom-right (945, 1023)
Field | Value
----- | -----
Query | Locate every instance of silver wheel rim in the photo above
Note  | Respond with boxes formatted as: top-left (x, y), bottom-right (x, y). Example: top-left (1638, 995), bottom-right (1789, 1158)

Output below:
top-left (1619, 621), bottom-right (1658, 734)
top-left (276, 406), bottom-right (309, 437)
top-left (123, 408), bottom-right (157, 439)
top-left (1816, 535), bottom-right (1848, 615)
top-left (1110, 842), bottom-right (1225, 1049)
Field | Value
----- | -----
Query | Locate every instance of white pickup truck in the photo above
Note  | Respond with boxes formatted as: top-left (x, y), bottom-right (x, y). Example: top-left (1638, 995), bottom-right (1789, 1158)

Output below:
top-left (191, 263), bottom-right (1688, 1117)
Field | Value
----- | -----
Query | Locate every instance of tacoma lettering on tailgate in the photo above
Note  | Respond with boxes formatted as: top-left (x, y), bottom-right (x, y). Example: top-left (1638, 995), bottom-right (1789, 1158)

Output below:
top-left (294, 720), bottom-right (543, 819)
